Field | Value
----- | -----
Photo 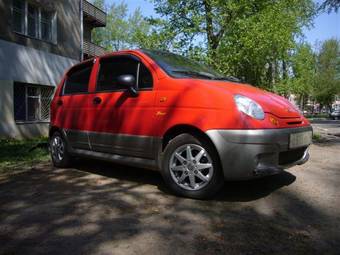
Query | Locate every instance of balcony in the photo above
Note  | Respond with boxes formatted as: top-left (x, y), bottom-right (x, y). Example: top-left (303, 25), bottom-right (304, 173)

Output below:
top-left (82, 0), bottom-right (106, 27)
top-left (83, 39), bottom-right (106, 58)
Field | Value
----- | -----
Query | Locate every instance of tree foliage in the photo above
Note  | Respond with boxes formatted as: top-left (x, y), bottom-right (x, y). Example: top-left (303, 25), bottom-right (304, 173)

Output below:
top-left (314, 39), bottom-right (340, 108)
top-left (319, 0), bottom-right (340, 13)
top-left (91, 1), bottom-right (153, 51)
top-left (151, 0), bottom-right (316, 88)
top-left (282, 43), bottom-right (316, 108)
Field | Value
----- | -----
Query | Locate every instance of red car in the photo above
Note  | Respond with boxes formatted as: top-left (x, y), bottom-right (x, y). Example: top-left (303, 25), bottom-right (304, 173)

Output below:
top-left (50, 49), bottom-right (312, 199)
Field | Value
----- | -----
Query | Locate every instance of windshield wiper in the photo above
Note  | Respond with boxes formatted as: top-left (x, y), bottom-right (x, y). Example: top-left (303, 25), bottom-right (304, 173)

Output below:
top-left (171, 70), bottom-right (215, 79)
top-left (213, 76), bottom-right (241, 82)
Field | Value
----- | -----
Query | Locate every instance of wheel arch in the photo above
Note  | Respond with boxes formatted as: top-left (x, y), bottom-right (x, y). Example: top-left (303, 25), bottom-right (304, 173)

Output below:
top-left (49, 126), bottom-right (61, 138)
top-left (161, 124), bottom-right (223, 177)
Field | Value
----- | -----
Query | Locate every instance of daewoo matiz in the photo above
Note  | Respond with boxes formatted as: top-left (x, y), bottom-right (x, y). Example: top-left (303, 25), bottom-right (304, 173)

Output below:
top-left (50, 50), bottom-right (313, 199)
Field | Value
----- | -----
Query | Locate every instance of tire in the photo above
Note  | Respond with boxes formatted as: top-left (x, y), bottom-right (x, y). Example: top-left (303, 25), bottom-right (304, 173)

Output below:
top-left (161, 133), bottom-right (224, 199)
top-left (50, 131), bottom-right (72, 168)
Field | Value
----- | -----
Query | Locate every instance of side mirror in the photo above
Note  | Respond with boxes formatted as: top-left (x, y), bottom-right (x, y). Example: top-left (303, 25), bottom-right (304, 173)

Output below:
top-left (117, 74), bottom-right (138, 97)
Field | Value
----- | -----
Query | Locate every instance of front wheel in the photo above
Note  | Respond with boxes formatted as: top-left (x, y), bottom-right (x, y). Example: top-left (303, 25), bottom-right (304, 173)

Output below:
top-left (161, 133), bottom-right (224, 199)
top-left (50, 131), bottom-right (72, 168)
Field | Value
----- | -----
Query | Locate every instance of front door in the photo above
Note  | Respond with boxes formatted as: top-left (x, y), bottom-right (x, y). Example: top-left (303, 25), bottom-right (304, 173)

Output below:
top-left (87, 54), bottom-right (157, 158)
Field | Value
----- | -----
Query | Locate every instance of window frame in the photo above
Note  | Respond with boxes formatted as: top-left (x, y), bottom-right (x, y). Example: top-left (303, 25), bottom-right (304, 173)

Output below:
top-left (62, 61), bottom-right (94, 96)
top-left (95, 54), bottom-right (154, 93)
top-left (11, 0), bottom-right (57, 44)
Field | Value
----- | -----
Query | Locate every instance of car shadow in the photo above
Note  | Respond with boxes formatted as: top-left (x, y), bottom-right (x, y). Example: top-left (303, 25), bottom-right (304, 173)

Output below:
top-left (214, 172), bottom-right (296, 202)
top-left (72, 159), bottom-right (296, 202)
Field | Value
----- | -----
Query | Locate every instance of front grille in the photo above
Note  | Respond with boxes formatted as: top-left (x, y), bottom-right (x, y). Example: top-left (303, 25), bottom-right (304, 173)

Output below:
top-left (287, 121), bottom-right (302, 125)
top-left (279, 147), bottom-right (307, 165)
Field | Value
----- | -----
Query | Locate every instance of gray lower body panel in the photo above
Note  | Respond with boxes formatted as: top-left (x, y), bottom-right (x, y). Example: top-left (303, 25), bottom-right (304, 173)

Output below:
top-left (88, 131), bottom-right (158, 159)
top-left (206, 126), bottom-right (313, 180)
top-left (71, 148), bottom-right (159, 170)
top-left (62, 129), bottom-right (162, 170)
top-left (65, 130), bottom-right (90, 150)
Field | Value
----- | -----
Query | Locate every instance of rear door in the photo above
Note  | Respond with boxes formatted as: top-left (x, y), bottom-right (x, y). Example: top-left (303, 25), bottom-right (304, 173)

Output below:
top-left (87, 54), bottom-right (157, 158)
top-left (56, 61), bottom-right (94, 150)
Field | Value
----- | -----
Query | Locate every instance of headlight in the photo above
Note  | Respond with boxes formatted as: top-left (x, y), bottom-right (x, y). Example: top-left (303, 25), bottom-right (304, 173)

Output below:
top-left (234, 95), bottom-right (265, 120)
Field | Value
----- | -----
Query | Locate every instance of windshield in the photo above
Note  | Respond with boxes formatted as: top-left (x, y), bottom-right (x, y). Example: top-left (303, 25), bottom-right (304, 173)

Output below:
top-left (141, 49), bottom-right (240, 82)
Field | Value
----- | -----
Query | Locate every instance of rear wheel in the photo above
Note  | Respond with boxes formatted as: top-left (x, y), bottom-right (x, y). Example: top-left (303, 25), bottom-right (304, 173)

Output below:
top-left (50, 131), bottom-right (72, 168)
top-left (161, 133), bottom-right (224, 199)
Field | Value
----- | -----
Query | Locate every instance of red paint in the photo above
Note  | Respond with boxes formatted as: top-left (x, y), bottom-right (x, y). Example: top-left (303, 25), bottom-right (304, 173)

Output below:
top-left (51, 50), bottom-right (310, 137)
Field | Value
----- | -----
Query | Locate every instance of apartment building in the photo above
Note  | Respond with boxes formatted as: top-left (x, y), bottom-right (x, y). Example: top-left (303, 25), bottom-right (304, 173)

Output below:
top-left (0, 0), bottom-right (106, 138)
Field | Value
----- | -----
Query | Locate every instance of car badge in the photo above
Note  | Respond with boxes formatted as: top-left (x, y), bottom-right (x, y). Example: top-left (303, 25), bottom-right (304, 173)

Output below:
top-left (269, 116), bottom-right (279, 126)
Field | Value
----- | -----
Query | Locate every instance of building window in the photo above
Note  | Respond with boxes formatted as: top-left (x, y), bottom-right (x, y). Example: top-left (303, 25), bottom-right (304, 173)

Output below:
top-left (12, 0), bottom-right (57, 43)
top-left (14, 82), bottom-right (55, 122)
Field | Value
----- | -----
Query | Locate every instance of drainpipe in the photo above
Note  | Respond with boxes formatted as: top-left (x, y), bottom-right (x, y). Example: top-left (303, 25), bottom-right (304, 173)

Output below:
top-left (80, 0), bottom-right (84, 61)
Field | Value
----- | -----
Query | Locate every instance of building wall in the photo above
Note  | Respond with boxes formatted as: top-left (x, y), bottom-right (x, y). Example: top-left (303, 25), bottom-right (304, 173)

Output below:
top-left (0, 39), bottom-right (78, 85)
top-left (0, 0), bottom-right (81, 60)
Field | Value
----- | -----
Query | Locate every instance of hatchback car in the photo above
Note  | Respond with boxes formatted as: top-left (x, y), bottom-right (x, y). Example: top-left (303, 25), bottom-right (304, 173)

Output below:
top-left (330, 109), bottom-right (340, 120)
top-left (50, 49), bottom-right (313, 199)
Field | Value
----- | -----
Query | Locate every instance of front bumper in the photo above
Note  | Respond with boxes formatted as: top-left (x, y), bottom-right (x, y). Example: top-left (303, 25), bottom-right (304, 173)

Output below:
top-left (206, 126), bottom-right (313, 180)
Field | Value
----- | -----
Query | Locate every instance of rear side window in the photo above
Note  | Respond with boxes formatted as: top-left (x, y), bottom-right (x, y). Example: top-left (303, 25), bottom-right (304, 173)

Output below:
top-left (63, 62), bottom-right (93, 95)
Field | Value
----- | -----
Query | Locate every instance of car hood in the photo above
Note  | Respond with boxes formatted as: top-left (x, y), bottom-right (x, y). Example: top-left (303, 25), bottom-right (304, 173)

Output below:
top-left (201, 80), bottom-right (301, 118)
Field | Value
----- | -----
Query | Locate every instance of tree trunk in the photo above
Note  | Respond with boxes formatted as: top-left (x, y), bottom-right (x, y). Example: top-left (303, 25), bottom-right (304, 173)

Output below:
top-left (282, 60), bottom-right (288, 80)
top-left (202, 0), bottom-right (224, 55)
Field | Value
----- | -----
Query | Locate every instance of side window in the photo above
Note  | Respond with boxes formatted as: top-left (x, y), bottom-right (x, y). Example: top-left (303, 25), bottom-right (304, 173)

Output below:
top-left (63, 63), bottom-right (93, 95)
top-left (138, 63), bottom-right (153, 89)
top-left (97, 57), bottom-right (138, 91)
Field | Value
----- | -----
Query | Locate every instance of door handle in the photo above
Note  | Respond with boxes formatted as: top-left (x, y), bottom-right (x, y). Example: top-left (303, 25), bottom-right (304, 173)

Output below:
top-left (93, 97), bottom-right (102, 105)
top-left (57, 99), bottom-right (63, 106)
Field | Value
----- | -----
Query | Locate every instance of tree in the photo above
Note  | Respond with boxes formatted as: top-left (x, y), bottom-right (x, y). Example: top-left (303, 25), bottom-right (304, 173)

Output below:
top-left (91, 1), bottom-right (158, 51)
top-left (289, 43), bottom-right (316, 109)
top-left (90, 0), bottom-right (107, 47)
top-left (151, 0), bottom-right (316, 88)
top-left (314, 39), bottom-right (340, 109)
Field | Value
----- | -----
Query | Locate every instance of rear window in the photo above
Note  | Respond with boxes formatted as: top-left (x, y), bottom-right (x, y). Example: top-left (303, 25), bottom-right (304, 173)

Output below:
top-left (63, 62), bottom-right (93, 95)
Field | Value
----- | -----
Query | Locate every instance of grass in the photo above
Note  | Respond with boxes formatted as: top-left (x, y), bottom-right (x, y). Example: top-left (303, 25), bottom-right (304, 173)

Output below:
top-left (0, 137), bottom-right (50, 174)
top-left (312, 133), bottom-right (322, 142)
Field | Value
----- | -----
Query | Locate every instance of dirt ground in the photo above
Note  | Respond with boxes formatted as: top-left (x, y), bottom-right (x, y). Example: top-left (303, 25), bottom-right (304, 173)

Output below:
top-left (0, 126), bottom-right (339, 254)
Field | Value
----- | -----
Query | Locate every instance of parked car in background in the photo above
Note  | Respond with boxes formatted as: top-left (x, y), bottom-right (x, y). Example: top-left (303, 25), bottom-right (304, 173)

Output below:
top-left (330, 109), bottom-right (340, 120)
top-left (49, 49), bottom-right (313, 199)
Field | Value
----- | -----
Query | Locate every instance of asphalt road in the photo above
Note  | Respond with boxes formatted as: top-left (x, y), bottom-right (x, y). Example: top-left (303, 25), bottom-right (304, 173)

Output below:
top-left (311, 119), bottom-right (340, 138)
top-left (0, 123), bottom-right (339, 255)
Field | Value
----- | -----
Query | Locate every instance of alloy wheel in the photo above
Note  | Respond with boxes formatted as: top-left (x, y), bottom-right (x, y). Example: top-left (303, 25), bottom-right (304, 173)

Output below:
top-left (51, 135), bottom-right (65, 162)
top-left (169, 144), bottom-right (214, 191)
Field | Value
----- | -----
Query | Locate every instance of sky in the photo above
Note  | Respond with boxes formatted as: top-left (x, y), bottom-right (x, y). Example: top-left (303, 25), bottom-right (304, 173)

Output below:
top-left (106, 0), bottom-right (340, 46)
